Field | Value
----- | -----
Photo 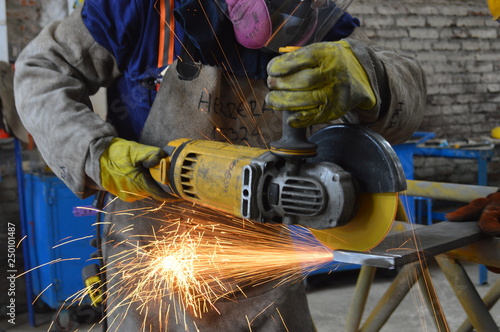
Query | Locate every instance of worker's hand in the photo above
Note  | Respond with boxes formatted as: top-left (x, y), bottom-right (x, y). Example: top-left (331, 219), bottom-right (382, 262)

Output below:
top-left (99, 138), bottom-right (170, 202)
top-left (266, 41), bottom-right (376, 128)
top-left (445, 191), bottom-right (500, 236)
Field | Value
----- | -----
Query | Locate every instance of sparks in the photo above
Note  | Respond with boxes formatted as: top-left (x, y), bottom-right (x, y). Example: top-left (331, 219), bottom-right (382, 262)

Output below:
top-left (95, 201), bottom-right (334, 330)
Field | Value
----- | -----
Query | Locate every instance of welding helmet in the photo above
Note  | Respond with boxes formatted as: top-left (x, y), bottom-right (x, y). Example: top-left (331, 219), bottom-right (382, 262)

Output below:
top-left (487, 0), bottom-right (500, 21)
top-left (216, 0), bottom-right (353, 51)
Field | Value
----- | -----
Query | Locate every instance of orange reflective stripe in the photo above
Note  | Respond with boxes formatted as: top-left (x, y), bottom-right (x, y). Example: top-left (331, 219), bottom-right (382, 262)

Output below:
top-left (167, 0), bottom-right (175, 64)
top-left (157, 0), bottom-right (175, 68)
top-left (157, 0), bottom-right (166, 68)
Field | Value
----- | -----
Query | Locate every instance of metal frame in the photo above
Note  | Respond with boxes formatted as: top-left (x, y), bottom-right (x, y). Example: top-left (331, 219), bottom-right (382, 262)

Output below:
top-left (345, 253), bottom-right (500, 332)
top-left (342, 181), bottom-right (500, 332)
top-left (14, 139), bottom-right (36, 326)
top-left (413, 147), bottom-right (493, 187)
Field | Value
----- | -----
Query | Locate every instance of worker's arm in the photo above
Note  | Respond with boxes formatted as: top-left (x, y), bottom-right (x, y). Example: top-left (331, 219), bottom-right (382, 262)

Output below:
top-left (14, 8), bottom-right (116, 198)
top-left (342, 28), bottom-right (427, 144)
top-left (266, 27), bottom-right (427, 145)
top-left (14, 7), bottom-right (169, 201)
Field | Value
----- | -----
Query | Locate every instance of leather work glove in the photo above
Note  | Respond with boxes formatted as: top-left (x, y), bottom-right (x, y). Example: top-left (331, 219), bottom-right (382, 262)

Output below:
top-left (445, 191), bottom-right (500, 236)
top-left (266, 41), bottom-right (377, 128)
top-left (99, 138), bottom-right (171, 202)
top-left (446, 191), bottom-right (500, 273)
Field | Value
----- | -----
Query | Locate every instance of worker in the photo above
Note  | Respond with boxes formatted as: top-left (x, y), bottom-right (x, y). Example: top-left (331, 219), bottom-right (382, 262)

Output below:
top-left (14, 0), bottom-right (426, 330)
top-left (445, 0), bottom-right (500, 237)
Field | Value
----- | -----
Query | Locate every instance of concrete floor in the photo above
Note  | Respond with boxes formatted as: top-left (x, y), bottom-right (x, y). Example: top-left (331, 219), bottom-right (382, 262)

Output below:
top-left (2, 261), bottom-right (499, 332)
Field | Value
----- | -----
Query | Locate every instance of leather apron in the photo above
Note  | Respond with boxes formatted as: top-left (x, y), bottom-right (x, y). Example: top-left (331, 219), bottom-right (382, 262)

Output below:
top-left (102, 61), bottom-right (316, 332)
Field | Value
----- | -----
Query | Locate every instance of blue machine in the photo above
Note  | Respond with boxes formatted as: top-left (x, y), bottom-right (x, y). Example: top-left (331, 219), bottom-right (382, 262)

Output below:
top-left (23, 173), bottom-right (96, 309)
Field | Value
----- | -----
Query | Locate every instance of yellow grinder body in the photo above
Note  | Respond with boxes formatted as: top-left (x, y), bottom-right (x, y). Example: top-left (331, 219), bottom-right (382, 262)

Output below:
top-left (150, 138), bottom-right (359, 230)
top-left (151, 138), bottom-right (265, 217)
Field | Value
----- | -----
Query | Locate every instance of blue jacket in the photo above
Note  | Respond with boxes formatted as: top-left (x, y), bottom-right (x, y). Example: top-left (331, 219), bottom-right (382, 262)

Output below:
top-left (82, 0), bottom-right (360, 140)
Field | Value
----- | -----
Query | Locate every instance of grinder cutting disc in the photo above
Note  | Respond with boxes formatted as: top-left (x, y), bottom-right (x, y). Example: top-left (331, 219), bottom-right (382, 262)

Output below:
top-left (309, 192), bottom-right (398, 251)
top-left (306, 124), bottom-right (406, 252)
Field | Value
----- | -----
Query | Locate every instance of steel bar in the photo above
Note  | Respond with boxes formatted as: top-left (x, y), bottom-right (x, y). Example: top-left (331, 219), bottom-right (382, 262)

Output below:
top-left (435, 255), bottom-right (499, 332)
top-left (333, 221), bottom-right (488, 269)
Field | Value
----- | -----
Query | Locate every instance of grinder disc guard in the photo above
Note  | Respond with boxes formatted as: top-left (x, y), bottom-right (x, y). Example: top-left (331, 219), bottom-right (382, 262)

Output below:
top-left (306, 124), bottom-right (405, 251)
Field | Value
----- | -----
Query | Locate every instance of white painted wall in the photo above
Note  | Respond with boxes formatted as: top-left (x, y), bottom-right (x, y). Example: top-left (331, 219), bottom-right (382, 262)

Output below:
top-left (0, 0), bottom-right (8, 62)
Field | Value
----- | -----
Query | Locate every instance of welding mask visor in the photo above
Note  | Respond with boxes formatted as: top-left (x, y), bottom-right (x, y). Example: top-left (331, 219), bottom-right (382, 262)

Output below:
top-left (216, 0), bottom-right (353, 52)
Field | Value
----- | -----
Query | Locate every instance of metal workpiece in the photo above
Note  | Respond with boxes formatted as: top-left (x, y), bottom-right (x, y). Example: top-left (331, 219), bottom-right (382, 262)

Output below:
top-left (333, 221), bottom-right (489, 269)
top-left (405, 180), bottom-right (498, 203)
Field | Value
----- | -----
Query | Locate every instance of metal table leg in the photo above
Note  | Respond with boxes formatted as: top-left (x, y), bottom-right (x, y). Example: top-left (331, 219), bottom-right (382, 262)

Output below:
top-left (456, 277), bottom-right (500, 332)
top-left (418, 263), bottom-right (450, 332)
top-left (345, 266), bottom-right (377, 332)
top-left (435, 255), bottom-right (498, 332)
top-left (359, 262), bottom-right (422, 332)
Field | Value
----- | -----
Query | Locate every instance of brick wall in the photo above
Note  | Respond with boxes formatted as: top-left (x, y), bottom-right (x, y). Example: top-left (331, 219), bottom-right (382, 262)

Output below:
top-left (6, 0), bottom-right (67, 61)
top-left (349, 0), bottom-right (500, 186)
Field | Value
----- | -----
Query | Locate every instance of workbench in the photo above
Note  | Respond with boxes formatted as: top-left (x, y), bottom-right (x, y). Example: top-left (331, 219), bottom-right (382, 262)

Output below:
top-left (338, 181), bottom-right (500, 332)
top-left (340, 221), bottom-right (500, 332)
top-left (394, 136), bottom-right (495, 285)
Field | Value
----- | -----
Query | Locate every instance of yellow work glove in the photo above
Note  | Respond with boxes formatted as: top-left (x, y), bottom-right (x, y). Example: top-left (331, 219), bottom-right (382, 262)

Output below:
top-left (99, 138), bottom-right (170, 202)
top-left (266, 41), bottom-right (377, 128)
